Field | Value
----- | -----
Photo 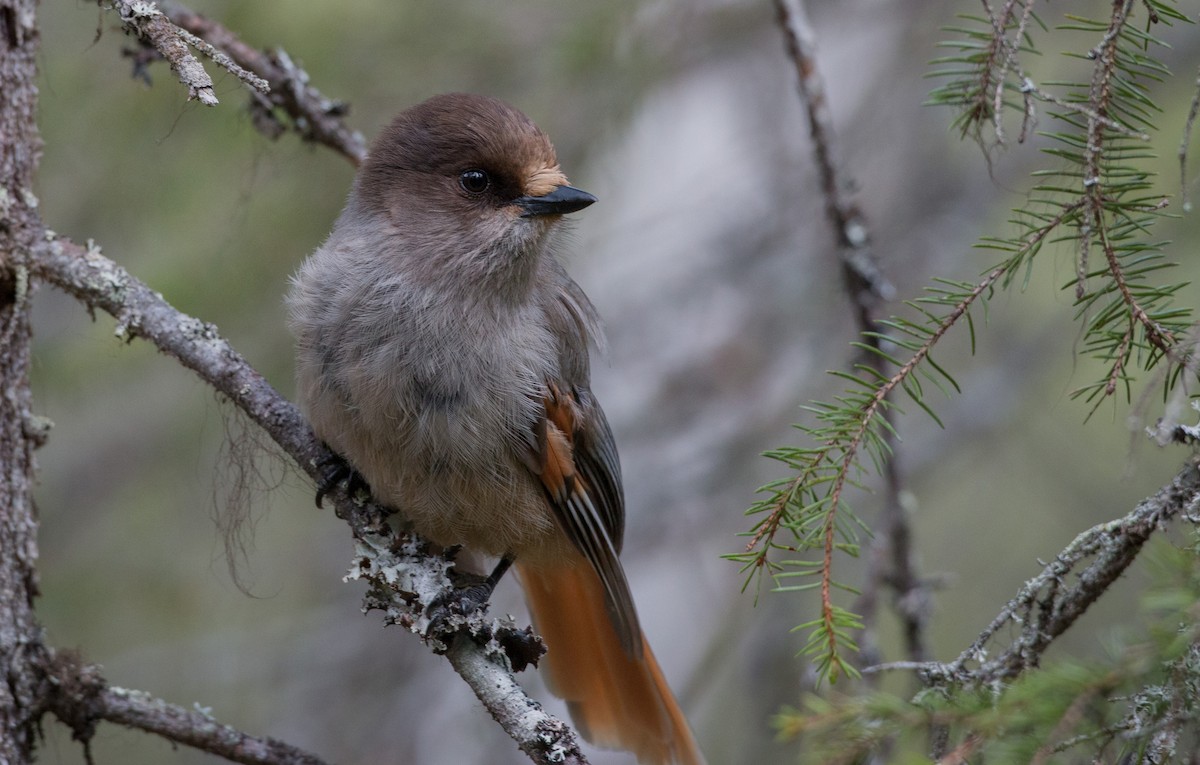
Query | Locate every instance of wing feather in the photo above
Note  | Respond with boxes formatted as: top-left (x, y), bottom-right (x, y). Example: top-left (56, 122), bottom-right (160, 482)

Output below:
top-left (528, 383), bottom-right (641, 656)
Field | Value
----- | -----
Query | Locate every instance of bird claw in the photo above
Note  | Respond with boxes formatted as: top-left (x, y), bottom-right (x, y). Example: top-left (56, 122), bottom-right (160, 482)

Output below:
top-left (425, 555), bottom-right (514, 643)
top-left (424, 577), bottom-right (546, 672)
top-left (425, 585), bottom-right (491, 651)
top-left (426, 572), bottom-right (495, 634)
top-left (314, 448), bottom-right (371, 508)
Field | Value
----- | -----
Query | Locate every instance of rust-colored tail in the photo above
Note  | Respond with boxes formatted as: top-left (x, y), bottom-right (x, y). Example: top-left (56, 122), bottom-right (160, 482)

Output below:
top-left (519, 558), bottom-right (705, 765)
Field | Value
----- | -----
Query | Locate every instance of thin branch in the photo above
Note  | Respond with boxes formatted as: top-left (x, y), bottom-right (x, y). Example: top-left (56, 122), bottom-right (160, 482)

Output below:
top-left (1106, 324), bottom-right (1133, 397)
top-left (28, 233), bottom-right (588, 765)
top-left (99, 1), bottom-right (367, 165)
top-left (988, 0), bottom-right (1037, 147)
top-left (96, 687), bottom-right (328, 765)
top-left (170, 24), bottom-right (268, 94)
top-left (945, 460), bottom-right (1200, 683)
top-left (104, 0), bottom-right (222, 106)
top-left (1078, 0), bottom-right (1134, 300)
top-left (31, 235), bottom-right (320, 468)
top-left (1086, 320), bottom-right (1135, 420)
top-left (860, 460), bottom-right (1200, 701)
top-left (859, 660), bottom-right (938, 675)
top-left (160, 2), bottom-right (367, 165)
top-left (46, 650), bottom-right (331, 765)
top-left (773, 0), bottom-right (892, 304)
top-left (1097, 215), bottom-right (1176, 354)
top-left (965, 0), bottom-right (1005, 146)
top-left (1024, 79), bottom-right (1150, 142)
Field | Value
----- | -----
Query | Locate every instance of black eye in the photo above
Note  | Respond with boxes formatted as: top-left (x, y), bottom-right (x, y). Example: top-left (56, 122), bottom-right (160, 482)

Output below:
top-left (459, 169), bottom-right (490, 194)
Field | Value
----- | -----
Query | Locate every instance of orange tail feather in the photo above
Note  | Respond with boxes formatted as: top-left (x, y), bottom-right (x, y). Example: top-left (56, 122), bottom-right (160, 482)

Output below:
top-left (519, 559), bottom-right (705, 765)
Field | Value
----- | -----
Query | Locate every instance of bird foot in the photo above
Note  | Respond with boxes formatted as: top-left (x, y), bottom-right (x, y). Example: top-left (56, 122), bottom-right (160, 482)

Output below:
top-left (425, 556), bottom-right (514, 642)
top-left (313, 448), bottom-right (371, 508)
top-left (426, 571), bottom-right (496, 630)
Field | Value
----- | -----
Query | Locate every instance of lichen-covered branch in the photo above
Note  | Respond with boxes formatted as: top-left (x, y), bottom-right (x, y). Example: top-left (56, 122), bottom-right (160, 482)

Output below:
top-left (877, 459), bottom-right (1200, 689)
top-left (31, 235), bottom-right (322, 470)
top-left (0, 0), bottom-right (50, 761)
top-left (104, 0), bottom-right (224, 106)
top-left (97, 687), bottom-right (329, 765)
top-left (99, 1), bottom-right (366, 164)
top-left (160, 1), bottom-right (367, 165)
top-left (46, 651), bottom-right (331, 765)
top-left (350, 531), bottom-right (585, 764)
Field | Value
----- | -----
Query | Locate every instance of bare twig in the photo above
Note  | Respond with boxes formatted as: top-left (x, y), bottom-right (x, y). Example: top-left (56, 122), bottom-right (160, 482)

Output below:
top-left (946, 460), bottom-right (1200, 682)
top-left (1024, 79), bottom-right (1149, 142)
top-left (97, 687), bottom-right (329, 765)
top-left (987, 0), bottom-right (1037, 146)
top-left (160, 2), bottom-right (367, 165)
top-left (773, 0), bottom-right (892, 304)
top-left (99, 1), bottom-right (366, 164)
top-left (29, 234), bottom-right (588, 765)
top-left (859, 660), bottom-right (939, 675)
top-left (46, 650), bottom-right (331, 765)
top-left (104, 0), bottom-right (220, 106)
top-left (862, 462), bottom-right (1200, 697)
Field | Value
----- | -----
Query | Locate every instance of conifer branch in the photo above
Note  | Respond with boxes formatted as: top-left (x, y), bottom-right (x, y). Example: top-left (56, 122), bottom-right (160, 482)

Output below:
top-left (750, 0), bottom-right (1195, 689)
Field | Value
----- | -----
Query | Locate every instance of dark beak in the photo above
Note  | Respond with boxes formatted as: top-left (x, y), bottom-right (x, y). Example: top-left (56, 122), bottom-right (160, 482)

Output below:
top-left (516, 185), bottom-right (597, 218)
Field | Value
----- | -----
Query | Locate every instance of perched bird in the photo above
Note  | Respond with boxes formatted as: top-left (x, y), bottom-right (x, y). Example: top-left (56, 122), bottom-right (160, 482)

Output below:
top-left (288, 93), bottom-right (705, 765)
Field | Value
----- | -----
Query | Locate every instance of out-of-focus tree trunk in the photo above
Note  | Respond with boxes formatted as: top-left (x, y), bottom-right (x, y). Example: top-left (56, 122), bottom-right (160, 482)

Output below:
top-left (0, 1), bottom-right (45, 762)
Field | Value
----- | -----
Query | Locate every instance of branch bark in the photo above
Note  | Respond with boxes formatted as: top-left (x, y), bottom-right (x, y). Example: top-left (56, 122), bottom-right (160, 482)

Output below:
top-left (879, 458), bottom-right (1200, 689)
top-left (102, 0), bottom-right (367, 165)
top-left (160, 1), bottom-right (367, 165)
top-left (0, 0), bottom-right (49, 761)
top-left (45, 650), bottom-right (333, 765)
top-left (106, 0), bottom-right (225, 106)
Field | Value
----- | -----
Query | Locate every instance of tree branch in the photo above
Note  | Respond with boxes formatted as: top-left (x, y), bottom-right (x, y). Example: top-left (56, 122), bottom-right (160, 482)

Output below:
top-left (100, 1), bottom-right (367, 164)
top-left (29, 233), bottom-right (588, 764)
top-left (97, 688), bottom-right (329, 765)
top-left (0, 0), bottom-right (51, 759)
top-left (878, 458), bottom-right (1200, 688)
top-left (773, 0), bottom-right (892, 306)
top-left (46, 650), bottom-right (331, 765)
top-left (159, 2), bottom-right (367, 165)
top-left (104, 0), bottom-right (225, 106)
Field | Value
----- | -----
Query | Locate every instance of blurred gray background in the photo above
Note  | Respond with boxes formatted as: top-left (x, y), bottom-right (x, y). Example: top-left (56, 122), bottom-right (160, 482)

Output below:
top-left (28, 1), bottom-right (1200, 763)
